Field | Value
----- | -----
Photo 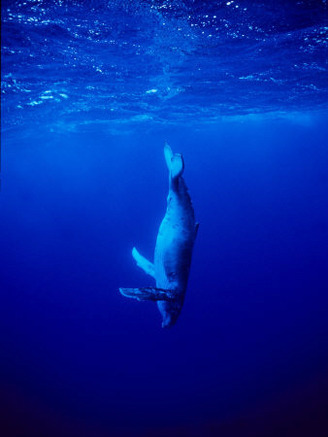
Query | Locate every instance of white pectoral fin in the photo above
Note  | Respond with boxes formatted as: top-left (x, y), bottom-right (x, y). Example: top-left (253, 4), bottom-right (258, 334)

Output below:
top-left (132, 247), bottom-right (155, 278)
top-left (119, 287), bottom-right (177, 302)
top-left (164, 143), bottom-right (184, 179)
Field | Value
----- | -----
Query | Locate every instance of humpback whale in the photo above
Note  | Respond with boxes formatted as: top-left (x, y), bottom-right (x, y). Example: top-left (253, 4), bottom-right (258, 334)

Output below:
top-left (120, 143), bottom-right (198, 328)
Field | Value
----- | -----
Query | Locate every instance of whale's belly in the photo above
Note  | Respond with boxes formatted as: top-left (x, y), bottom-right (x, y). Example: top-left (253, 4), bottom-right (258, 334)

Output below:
top-left (154, 182), bottom-right (196, 328)
top-left (154, 214), bottom-right (194, 327)
top-left (154, 210), bottom-right (195, 291)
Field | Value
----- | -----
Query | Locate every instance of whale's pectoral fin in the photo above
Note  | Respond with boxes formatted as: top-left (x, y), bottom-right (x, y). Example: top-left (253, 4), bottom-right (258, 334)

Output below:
top-left (119, 287), bottom-right (177, 302)
top-left (164, 143), bottom-right (184, 179)
top-left (194, 222), bottom-right (200, 238)
top-left (132, 247), bottom-right (155, 278)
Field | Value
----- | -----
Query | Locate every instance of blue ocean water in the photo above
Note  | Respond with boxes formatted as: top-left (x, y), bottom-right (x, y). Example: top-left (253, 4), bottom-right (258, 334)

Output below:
top-left (1, 1), bottom-right (328, 436)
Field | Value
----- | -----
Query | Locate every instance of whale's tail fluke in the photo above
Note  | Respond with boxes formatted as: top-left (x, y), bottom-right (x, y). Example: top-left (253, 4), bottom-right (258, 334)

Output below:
top-left (164, 143), bottom-right (184, 179)
top-left (119, 287), bottom-right (177, 302)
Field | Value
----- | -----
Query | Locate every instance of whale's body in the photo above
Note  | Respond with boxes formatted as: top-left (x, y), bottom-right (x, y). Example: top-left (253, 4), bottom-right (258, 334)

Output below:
top-left (120, 144), bottom-right (198, 328)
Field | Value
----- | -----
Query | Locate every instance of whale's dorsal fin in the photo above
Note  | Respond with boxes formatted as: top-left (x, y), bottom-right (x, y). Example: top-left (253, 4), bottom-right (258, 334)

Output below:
top-left (132, 247), bottom-right (155, 278)
top-left (164, 143), bottom-right (184, 179)
top-left (119, 287), bottom-right (177, 302)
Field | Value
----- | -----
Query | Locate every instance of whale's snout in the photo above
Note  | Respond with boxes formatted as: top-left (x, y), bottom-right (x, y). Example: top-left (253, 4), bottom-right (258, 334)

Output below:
top-left (161, 313), bottom-right (178, 329)
top-left (158, 300), bottom-right (182, 328)
top-left (162, 319), bottom-right (173, 329)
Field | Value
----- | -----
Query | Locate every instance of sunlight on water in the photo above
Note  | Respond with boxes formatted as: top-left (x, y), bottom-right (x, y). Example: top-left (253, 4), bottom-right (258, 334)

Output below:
top-left (1, 0), bottom-right (328, 135)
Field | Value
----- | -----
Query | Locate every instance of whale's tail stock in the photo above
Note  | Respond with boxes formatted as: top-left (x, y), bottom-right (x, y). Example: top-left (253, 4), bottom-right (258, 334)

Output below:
top-left (164, 143), bottom-right (184, 179)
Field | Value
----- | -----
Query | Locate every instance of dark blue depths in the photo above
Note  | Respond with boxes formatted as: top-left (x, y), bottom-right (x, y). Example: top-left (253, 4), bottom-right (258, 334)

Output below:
top-left (1, 120), bottom-right (328, 437)
top-left (1, 1), bottom-right (328, 436)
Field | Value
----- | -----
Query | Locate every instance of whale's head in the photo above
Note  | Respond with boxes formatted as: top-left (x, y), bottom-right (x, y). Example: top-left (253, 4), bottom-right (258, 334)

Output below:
top-left (161, 313), bottom-right (176, 329)
top-left (159, 300), bottom-right (182, 328)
